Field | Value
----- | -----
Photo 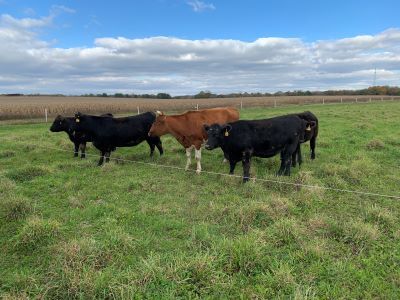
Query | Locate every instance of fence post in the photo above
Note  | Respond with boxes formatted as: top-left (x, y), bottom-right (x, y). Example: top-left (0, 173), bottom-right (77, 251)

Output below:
top-left (240, 100), bottom-right (243, 110)
top-left (356, 98), bottom-right (358, 103)
top-left (392, 97), bottom-right (394, 101)
top-left (341, 97), bottom-right (343, 104)
top-left (369, 97), bottom-right (372, 103)
top-left (196, 104), bottom-right (199, 111)
top-left (274, 99), bottom-right (277, 108)
top-left (381, 97), bottom-right (383, 102)
top-left (45, 108), bottom-right (48, 123)
top-left (322, 98), bottom-right (325, 105)
top-left (137, 106), bottom-right (140, 115)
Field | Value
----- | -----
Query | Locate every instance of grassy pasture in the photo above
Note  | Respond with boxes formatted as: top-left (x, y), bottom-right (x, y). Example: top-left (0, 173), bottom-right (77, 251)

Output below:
top-left (0, 101), bottom-right (400, 298)
top-left (1, 95), bottom-right (399, 121)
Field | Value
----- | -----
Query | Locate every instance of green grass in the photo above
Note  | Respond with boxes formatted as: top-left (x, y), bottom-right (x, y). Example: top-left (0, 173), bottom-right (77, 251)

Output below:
top-left (1, 102), bottom-right (400, 299)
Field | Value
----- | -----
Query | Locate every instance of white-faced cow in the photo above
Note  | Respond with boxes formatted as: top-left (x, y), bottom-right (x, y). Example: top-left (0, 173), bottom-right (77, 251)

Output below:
top-left (204, 114), bottom-right (316, 182)
top-left (148, 107), bottom-right (239, 174)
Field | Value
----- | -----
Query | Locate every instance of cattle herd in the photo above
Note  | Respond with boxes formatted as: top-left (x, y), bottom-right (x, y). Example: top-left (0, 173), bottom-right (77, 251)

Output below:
top-left (50, 107), bottom-right (318, 182)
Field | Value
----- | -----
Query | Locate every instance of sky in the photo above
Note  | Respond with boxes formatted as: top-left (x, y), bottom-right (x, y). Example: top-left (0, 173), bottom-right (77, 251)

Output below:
top-left (0, 0), bottom-right (399, 95)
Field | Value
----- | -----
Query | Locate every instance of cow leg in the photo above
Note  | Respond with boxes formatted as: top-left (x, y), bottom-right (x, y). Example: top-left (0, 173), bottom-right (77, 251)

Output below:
top-left (291, 150), bottom-right (297, 167)
top-left (73, 142), bottom-right (79, 157)
top-left (242, 151), bottom-right (252, 183)
top-left (310, 136), bottom-right (316, 160)
top-left (297, 144), bottom-right (303, 167)
top-left (155, 140), bottom-right (164, 156)
top-left (292, 144), bottom-right (301, 167)
top-left (147, 140), bottom-right (156, 157)
top-left (105, 151), bottom-right (111, 163)
top-left (280, 143), bottom-right (298, 176)
top-left (79, 143), bottom-right (86, 159)
top-left (229, 160), bottom-right (237, 174)
top-left (195, 148), bottom-right (202, 174)
top-left (185, 146), bottom-right (193, 171)
top-left (98, 151), bottom-right (105, 166)
top-left (277, 153), bottom-right (286, 176)
top-left (223, 152), bottom-right (229, 163)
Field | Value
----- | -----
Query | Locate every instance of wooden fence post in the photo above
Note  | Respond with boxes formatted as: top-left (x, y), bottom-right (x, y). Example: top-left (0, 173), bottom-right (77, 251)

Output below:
top-left (45, 108), bottom-right (48, 123)
top-left (274, 99), bottom-right (277, 108)
top-left (137, 106), bottom-right (140, 115)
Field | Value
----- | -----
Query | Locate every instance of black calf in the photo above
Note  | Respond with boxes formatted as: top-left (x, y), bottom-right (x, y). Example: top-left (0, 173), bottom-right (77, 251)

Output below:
top-left (73, 112), bottom-right (163, 166)
top-left (50, 113), bottom-right (113, 158)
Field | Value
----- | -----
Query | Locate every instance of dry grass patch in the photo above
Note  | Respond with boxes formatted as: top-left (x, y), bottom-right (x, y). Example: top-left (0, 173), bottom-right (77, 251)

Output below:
top-left (13, 216), bottom-right (60, 251)
top-left (1, 197), bottom-right (32, 221)
top-left (366, 139), bottom-right (385, 150)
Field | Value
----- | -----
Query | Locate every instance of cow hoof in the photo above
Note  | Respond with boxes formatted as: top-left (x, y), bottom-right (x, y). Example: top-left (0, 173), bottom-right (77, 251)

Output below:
top-left (196, 169), bottom-right (201, 175)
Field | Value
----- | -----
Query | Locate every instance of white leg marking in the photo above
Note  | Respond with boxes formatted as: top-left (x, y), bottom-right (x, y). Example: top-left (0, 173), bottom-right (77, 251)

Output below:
top-left (185, 146), bottom-right (193, 171)
top-left (223, 158), bottom-right (228, 163)
top-left (195, 148), bottom-right (202, 174)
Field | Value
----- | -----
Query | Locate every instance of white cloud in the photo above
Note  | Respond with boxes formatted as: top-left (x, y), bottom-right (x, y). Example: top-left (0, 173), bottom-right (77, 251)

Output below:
top-left (187, 0), bottom-right (215, 12)
top-left (0, 12), bottom-right (399, 95)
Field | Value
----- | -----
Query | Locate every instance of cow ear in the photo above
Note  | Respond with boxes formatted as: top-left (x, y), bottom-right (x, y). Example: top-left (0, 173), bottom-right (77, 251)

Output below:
top-left (223, 124), bottom-right (232, 132)
top-left (74, 112), bottom-right (81, 123)
top-left (222, 124), bottom-right (232, 137)
top-left (203, 124), bottom-right (210, 131)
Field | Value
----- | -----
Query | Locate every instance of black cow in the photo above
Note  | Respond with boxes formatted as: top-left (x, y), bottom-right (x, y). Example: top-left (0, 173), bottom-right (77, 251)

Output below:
top-left (291, 111), bottom-right (319, 167)
top-left (204, 115), bottom-right (314, 182)
top-left (50, 113), bottom-right (113, 158)
top-left (73, 112), bottom-right (163, 166)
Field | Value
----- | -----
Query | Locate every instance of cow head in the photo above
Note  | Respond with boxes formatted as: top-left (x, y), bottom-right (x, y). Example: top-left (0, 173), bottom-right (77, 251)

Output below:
top-left (302, 120), bottom-right (316, 141)
top-left (148, 111), bottom-right (168, 137)
top-left (50, 115), bottom-right (70, 132)
top-left (204, 123), bottom-right (232, 150)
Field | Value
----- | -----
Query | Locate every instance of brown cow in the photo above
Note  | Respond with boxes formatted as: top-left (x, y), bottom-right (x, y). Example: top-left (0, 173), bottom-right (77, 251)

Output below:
top-left (148, 107), bottom-right (239, 174)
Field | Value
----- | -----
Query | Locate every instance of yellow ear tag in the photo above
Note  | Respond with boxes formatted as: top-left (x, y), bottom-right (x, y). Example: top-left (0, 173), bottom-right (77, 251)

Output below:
top-left (306, 125), bottom-right (311, 131)
top-left (75, 118), bottom-right (80, 123)
top-left (224, 130), bottom-right (229, 137)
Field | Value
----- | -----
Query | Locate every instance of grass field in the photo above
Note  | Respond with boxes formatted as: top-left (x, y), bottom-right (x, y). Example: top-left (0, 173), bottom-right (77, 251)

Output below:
top-left (1, 101), bottom-right (400, 299)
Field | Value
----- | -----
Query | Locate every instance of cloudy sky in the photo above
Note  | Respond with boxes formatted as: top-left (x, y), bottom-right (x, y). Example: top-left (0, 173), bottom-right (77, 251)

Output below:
top-left (0, 0), bottom-right (399, 95)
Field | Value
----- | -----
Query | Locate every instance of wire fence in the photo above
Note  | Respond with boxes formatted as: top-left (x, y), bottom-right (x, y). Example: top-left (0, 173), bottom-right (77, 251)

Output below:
top-left (14, 142), bottom-right (400, 201)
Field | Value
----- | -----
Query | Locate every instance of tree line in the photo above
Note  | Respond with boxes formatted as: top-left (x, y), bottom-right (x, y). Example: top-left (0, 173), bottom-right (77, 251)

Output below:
top-left (3, 86), bottom-right (400, 98)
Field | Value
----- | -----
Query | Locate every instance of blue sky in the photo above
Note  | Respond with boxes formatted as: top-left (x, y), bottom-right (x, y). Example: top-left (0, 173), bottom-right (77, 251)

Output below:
top-left (0, 0), bottom-right (399, 94)
top-left (2, 0), bottom-right (400, 46)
